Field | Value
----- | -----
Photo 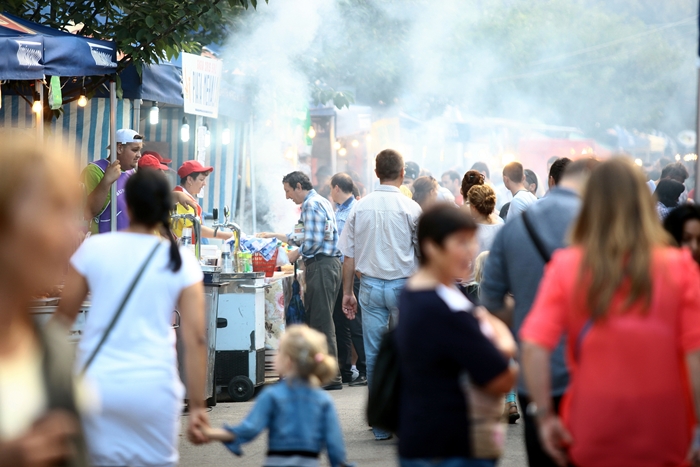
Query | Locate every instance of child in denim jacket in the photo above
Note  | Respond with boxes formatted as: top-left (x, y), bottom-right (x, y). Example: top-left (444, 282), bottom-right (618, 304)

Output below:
top-left (205, 325), bottom-right (354, 467)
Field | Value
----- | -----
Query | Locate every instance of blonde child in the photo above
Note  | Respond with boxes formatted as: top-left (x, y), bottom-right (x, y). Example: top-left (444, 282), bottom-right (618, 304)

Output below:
top-left (205, 325), bottom-right (354, 467)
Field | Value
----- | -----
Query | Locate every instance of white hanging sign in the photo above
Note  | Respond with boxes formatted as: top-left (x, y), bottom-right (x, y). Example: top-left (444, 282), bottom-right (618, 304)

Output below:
top-left (182, 52), bottom-right (222, 118)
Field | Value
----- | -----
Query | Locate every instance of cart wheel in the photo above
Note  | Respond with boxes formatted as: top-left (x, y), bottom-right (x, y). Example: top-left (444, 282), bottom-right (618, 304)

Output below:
top-left (228, 376), bottom-right (255, 402)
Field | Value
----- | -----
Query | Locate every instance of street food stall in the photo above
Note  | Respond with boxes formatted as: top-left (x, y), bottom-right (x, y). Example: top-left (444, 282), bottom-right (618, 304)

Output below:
top-left (28, 211), bottom-right (303, 406)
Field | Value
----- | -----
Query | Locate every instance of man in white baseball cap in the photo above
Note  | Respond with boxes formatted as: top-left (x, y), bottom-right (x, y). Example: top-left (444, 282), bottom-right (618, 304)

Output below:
top-left (82, 129), bottom-right (144, 234)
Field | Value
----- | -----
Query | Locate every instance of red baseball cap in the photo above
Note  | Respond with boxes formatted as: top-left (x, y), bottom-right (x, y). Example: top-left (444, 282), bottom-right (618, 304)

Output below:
top-left (138, 154), bottom-right (169, 171)
top-left (142, 150), bottom-right (172, 164)
top-left (177, 160), bottom-right (214, 179)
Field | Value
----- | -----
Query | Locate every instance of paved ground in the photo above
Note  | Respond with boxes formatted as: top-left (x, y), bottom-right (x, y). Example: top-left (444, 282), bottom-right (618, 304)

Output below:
top-left (179, 384), bottom-right (527, 466)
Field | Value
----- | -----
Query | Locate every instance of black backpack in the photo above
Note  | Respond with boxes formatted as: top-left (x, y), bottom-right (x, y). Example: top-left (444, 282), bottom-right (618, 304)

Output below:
top-left (366, 329), bottom-right (400, 433)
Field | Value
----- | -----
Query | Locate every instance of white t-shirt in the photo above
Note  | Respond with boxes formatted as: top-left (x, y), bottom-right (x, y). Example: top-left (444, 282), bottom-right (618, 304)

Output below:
top-left (507, 190), bottom-right (538, 222)
top-left (71, 232), bottom-right (203, 467)
top-left (476, 222), bottom-right (504, 255)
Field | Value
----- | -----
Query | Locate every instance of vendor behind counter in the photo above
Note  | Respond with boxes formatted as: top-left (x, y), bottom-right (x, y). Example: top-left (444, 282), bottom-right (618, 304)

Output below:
top-left (172, 161), bottom-right (233, 243)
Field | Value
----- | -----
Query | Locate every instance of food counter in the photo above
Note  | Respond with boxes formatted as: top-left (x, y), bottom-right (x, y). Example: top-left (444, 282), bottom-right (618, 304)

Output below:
top-left (262, 269), bottom-right (306, 380)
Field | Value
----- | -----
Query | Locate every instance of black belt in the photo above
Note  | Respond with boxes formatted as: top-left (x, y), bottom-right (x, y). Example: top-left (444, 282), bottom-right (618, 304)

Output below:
top-left (303, 254), bottom-right (337, 267)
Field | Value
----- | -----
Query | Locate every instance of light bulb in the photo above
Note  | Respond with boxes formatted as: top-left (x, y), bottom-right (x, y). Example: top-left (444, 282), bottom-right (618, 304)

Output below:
top-left (338, 148), bottom-right (347, 157)
top-left (78, 94), bottom-right (87, 107)
top-left (181, 123), bottom-right (190, 142)
top-left (308, 127), bottom-right (316, 139)
top-left (222, 128), bottom-right (231, 145)
top-left (149, 102), bottom-right (159, 125)
top-left (634, 158), bottom-right (643, 167)
top-left (351, 139), bottom-right (359, 148)
top-left (32, 94), bottom-right (41, 114)
top-left (333, 141), bottom-right (341, 150)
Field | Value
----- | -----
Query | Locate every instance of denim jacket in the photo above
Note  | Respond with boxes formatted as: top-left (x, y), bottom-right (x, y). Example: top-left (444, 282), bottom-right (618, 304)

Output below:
top-left (223, 379), bottom-right (350, 467)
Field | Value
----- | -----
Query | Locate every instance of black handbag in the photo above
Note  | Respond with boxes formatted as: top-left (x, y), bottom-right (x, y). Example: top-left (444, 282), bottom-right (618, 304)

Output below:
top-left (366, 329), bottom-right (400, 433)
top-left (286, 262), bottom-right (306, 325)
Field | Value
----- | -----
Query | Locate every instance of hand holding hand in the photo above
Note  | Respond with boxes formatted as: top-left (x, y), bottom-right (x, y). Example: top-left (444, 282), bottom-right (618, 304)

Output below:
top-left (202, 427), bottom-right (235, 443)
top-left (342, 294), bottom-right (357, 320)
top-left (538, 414), bottom-right (572, 467)
top-left (103, 160), bottom-right (121, 185)
top-left (187, 408), bottom-right (211, 445)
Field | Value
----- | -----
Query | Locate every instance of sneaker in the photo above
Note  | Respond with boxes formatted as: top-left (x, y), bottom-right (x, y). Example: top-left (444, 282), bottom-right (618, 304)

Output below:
top-left (504, 401), bottom-right (520, 424)
top-left (351, 366), bottom-right (360, 381)
top-left (348, 375), bottom-right (367, 387)
top-left (323, 382), bottom-right (343, 391)
top-left (373, 427), bottom-right (393, 441)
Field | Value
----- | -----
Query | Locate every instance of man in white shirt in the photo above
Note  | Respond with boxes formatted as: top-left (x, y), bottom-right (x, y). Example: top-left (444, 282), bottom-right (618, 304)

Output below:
top-left (503, 161), bottom-right (537, 222)
top-left (338, 149), bottom-right (422, 441)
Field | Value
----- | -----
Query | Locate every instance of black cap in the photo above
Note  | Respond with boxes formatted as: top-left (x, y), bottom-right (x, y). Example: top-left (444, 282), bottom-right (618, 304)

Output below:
top-left (405, 161), bottom-right (420, 180)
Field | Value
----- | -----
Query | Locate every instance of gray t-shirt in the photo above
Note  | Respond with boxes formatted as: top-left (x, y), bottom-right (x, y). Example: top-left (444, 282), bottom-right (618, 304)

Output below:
top-left (507, 190), bottom-right (538, 222)
top-left (476, 221), bottom-right (504, 255)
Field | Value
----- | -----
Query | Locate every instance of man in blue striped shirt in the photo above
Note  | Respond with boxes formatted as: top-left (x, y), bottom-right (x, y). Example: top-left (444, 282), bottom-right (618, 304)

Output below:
top-left (330, 173), bottom-right (367, 386)
top-left (260, 171), bottom-right (343, 389)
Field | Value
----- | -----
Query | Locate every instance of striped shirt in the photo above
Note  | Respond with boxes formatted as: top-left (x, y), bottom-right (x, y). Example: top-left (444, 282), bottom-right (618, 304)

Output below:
top-left (287, 190), bottom-right (341, 259)
top-left (335, 196), bottom-right (356, 264)
top-left (335, 196), bottom-right (356, 237)
top-left (338, 185), bottom-right (422, 280)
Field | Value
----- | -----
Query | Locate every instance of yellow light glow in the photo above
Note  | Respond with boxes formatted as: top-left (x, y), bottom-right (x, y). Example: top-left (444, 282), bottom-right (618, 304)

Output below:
top-left (634, 158), bottom-right (643, 167)
top-left (78, 95), bottom-right (88, 107)
top-left (333, 141), bottom-right (341, 150)
top-left (684, 153), bottom-right (698, 162)
top-left (351, 139), bottom-right (359, 148)
top-left (675, 154), bottom-right (681, 161)
top-left (32, 100), bottom-right (41, 114)
top-left (308, 127), bottom-right (316, 139)
top-left (338, 148), bottom-right (347, 157)
top-left (501, 153), bottom-right (516, 166)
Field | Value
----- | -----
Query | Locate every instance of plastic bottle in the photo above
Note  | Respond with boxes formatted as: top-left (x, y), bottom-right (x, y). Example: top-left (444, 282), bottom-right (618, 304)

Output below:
top-left (222, 243), bottom-right (233, 273)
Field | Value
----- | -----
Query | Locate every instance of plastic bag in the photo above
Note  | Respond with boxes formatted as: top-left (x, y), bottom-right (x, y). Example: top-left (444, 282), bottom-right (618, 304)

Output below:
top-left (276, 247), bottom-right (290, 267)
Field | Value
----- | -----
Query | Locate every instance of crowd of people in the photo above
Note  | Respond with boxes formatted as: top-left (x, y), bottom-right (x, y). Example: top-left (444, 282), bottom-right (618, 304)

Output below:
top-left (5, 124), bottom-right (700, 467)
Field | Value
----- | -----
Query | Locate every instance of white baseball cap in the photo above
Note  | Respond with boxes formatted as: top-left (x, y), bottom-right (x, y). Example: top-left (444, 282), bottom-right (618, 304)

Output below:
top-left (116, 129), bottom-right (143, 144)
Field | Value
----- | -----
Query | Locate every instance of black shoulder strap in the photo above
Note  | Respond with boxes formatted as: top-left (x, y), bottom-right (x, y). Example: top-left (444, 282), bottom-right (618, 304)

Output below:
top-left (80, 241), bottom-right (161, 375)
top-left (521, 210), bottom-right (551, 264)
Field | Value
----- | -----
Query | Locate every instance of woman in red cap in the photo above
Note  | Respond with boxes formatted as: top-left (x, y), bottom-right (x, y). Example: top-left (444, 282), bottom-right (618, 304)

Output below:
top-left (173, 161), bottom-right (233, 241)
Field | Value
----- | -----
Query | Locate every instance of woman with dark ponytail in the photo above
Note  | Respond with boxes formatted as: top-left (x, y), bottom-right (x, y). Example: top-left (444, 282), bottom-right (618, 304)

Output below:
top-left (56, 169), bottom-right (210, 467)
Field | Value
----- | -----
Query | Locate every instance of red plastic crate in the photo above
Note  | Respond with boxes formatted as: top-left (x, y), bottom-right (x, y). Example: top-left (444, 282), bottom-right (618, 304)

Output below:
top-left (252, 249), bottom-right (279, 277)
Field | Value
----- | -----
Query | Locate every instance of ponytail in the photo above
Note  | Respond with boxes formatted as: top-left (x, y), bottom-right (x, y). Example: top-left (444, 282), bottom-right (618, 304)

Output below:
top-left (311, 354), bottom-right (338, 387)
top-left (161, 217), bottom-right (182, 272)
top-left (281, 325), bottom-right (339, 386)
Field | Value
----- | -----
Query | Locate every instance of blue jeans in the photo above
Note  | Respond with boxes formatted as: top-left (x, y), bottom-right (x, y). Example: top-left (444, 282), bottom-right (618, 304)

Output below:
top-left (359, 275), bottom-right (407, 439)
top-left (400, 458), bottom-right (496, 467)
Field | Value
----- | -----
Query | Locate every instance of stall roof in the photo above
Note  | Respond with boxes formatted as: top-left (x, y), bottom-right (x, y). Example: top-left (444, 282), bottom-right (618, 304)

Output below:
top-left (0, 12), bottom-right (117, 78)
